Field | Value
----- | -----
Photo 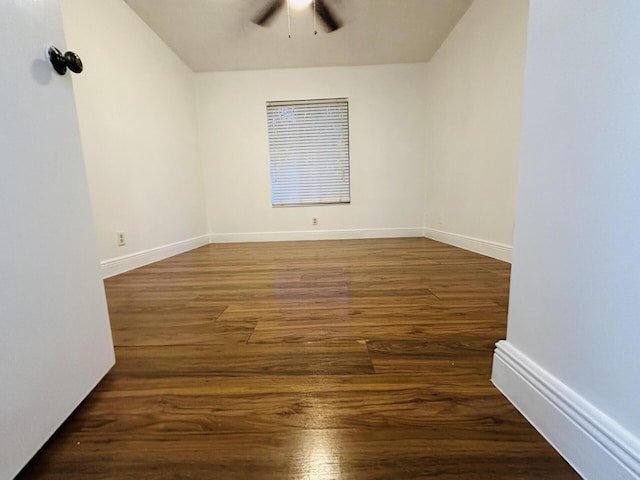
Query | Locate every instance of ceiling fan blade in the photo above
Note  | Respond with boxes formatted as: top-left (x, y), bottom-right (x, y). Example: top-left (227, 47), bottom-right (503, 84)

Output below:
top-left (314, 0), bottom-right (342, 32)
top-left (252, 0), bottom-right (285, 26)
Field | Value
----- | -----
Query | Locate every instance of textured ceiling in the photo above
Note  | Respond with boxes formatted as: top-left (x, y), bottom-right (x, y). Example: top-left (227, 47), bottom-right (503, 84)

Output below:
top-left (123, 0), bottom-right (473, 72)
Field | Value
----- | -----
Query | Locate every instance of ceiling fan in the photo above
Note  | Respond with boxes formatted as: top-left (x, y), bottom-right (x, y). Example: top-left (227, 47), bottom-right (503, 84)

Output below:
top-left (252, 0), bottom-right (343, 33)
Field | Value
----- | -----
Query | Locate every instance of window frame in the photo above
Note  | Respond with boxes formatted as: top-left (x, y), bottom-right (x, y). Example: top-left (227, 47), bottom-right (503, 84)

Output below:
top-left (266, 97), bottom-right (351, 208)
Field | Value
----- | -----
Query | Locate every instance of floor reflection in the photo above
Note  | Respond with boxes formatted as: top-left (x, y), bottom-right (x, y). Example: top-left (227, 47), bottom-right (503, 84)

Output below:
top-left (292, 428), bottom-right (344, 480)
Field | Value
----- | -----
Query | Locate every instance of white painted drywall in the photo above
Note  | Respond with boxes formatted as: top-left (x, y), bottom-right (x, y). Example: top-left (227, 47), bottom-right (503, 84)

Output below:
top-left (59, 0), bottom-right (528, 263)
top-left (424, 0), bottom-right (529, 247)
top-left (505, 0), bottom-right (640, 467)
top-left (60, 0), bottom-right (207, 262)
top-left (195, 64), bottom-right (428, 240)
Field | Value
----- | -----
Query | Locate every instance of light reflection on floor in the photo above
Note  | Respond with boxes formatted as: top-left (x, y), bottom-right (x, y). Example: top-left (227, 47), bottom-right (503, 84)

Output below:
top-left (293, 428), bottom-right (344, 480)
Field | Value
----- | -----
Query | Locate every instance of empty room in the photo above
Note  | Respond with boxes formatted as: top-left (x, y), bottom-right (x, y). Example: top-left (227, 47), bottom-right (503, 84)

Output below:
top-left (1, 0), bottom-right (639, 479)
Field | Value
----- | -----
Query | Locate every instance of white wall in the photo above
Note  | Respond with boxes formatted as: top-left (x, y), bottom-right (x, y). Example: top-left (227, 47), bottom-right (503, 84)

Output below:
top-left (60, 0), bottom-right (528, 262)
top-left (196, 64), bottom-right (428, 242)
top-left (58, 0), bottom-right (529, 269)
top-left (492, 1), bottom-right (640, 478)
top-left (423, 0), bottom-right (529, 261)
top-left (60, 0), bottom-right (208, 275)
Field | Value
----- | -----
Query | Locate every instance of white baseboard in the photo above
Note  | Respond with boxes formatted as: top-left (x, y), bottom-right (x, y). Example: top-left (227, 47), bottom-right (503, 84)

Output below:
top-left (100, 235), bottom-right (209, 278)
top-left (423, 227), bottom-right (512, 262)
top-left (100, 228), bottom-right (505, 276)
top-left (492, 340), bottom-right (640, 480)
top-left (209, 227), bottom-right (424, 243)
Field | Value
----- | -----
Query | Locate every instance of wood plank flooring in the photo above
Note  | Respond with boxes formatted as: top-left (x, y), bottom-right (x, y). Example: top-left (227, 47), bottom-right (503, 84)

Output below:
top-left (17, 238), bottom-right (581, 479)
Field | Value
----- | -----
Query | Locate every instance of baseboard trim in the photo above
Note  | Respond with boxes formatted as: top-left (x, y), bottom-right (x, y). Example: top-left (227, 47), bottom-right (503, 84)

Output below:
top-left (100, 235), bottom-right (209, 278)
top-left (422, 227), bottom-right (512, 262)
top-left (209, 227), bottom-right (424, 243)
top-left (492, 340), bottom-right (640, 480)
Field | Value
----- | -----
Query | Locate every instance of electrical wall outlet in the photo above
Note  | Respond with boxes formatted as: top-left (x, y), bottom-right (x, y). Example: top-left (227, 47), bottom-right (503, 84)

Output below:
top-left (117, 231), bottom-right (126, 247)
top-left (312, 218), bottom-right (318, 226)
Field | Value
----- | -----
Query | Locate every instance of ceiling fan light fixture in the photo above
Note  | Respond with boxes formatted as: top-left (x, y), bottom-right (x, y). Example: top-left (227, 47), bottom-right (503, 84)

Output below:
top-left (289, 0), bottom-right (312, 10)
top-left (252, 0), bottom-right (342, 32)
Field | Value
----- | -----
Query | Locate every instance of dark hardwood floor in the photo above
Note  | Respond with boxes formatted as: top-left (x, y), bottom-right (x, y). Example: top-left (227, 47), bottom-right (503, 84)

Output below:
top-left (17, 238), bottom-right (581, 479)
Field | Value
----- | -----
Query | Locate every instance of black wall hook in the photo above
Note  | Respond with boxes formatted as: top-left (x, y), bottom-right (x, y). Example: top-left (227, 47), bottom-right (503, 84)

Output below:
top-left (48, 46), bottom-right (83, 75)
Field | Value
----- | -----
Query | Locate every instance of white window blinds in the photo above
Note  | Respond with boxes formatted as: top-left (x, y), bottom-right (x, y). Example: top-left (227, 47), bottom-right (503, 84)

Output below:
top-left (267, 98), bottom-right (350, 207)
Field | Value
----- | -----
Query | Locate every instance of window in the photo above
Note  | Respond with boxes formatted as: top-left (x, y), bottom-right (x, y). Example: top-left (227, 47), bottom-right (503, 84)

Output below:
top-left (267, 98), bottom-right (350, 207)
